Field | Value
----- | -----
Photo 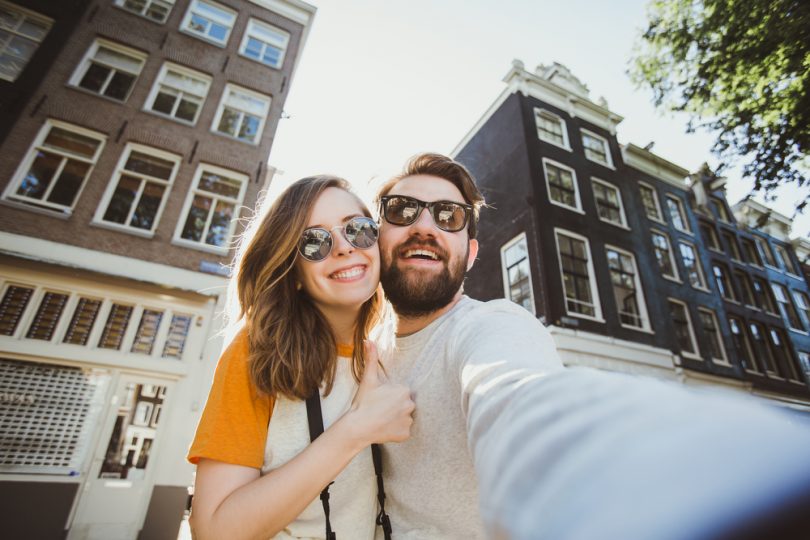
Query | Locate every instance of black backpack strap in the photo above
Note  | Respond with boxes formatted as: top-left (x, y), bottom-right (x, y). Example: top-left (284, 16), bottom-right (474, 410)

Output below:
top-left (372, 443), bottom-right (392, 539)
top-left (306, 392), bottom-right (336, 540)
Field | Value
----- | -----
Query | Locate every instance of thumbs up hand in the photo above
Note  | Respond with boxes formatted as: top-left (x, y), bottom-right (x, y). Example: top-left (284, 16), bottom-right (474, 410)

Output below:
top-left (348, 340), bottom-right (415, 445)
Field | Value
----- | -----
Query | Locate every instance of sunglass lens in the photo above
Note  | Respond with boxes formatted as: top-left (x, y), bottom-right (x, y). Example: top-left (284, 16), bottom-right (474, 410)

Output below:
top-left (386, 197), bottom-right (420, 225)
top-left (345, 218), bottom-right (378, 249)
top-left (300, 229), bottom-right (332, 261)
top-left (431, 202), bottom-right (467, 232)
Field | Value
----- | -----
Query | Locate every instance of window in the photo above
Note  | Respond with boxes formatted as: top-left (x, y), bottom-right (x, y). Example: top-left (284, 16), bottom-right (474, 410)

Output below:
top-left (710, 197), bottom-right (732, 222)
top-left (180, 0), bottom-right (236, 46)
top-left (162, 313), bottom-right (193, 359)
top-left (239, 18), bottom-right (290, 69)
top-left (69, 39), bottom-right (145, 101)
top-left (175, 164), bottom-right (247, 252)
top-left (98, 303), bottom-right (134, 350)
top-left (721, 231), bottom-right (742, 261)
top-left (772, 283), bottom-right (804, 331)
top-left (534, 108), bottom-right (569, 149)
top-left (793, 291), bottom-right (810, 329)
top-left (0, 1), bottom-right (52, 82)
top-left (773, 244), bottom-right (799, 275)
top-left (0, 284), bottom-right (33, 336)
top-left (63, 297), bottom-right (102, 346)
top-left (733, 270), bottom-right (756, 307)
top-left (555, 230), bottom-right (600, 320)
top-left (651, 230), bottom-right (679, 280)
top-left (750, 322), bottom-right (778, 376)
top-left (606, 247), bottom-right (649, 330)
top-left (729, 316), bottom-right (758, 372)
top-left (212, 83), bottom-right (272, 144)
top-left (700, 223), bottom-right (721, 251)
top-left (94, 144), bottom-right (180, 234)
top-left (114, 0), bottom-right (174, 23)
top-left (25, 291), bottom-right (68, 341)
top-left (752, 277), bottom-right (777, 314)
top-left (769, 328), bottom-right (800, 381)
top-left (713, 264), bottom-right (737, 302)
top-left (131, 309), bottom-right (163, 355)
top-left (500, 233), bottom-right (535, 314)
top-left (669, 300), bottom-right (699, 358)
top-left (145, 62), bottom-right (211, 124)
top-left (754, 236), bottom-right (777, 267)
top-left (741, 237), bottom-right (762, 266)
top-left (638, 183), bottom-right (663, 222)
top-left (698, 308), bottom-right (727, 363)
top-left (800, 352), bottom-right (810, 384)
top-left (591, 178), bottom-right (627, 227)
top-left (3, 121), bottom-right (106, 214)
top-left (581, 129), bottom-right (613, 167)
top-left (678, 241), bottom-right (707, 290)
top-left (543, 159), bottom-right (580, 211)
top-left (666, 195), bottom-right (691, 232)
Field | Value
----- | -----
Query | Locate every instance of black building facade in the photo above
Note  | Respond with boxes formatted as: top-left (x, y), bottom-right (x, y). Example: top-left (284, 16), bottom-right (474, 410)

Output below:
top-left (456, 60), bottom-right (810, 406)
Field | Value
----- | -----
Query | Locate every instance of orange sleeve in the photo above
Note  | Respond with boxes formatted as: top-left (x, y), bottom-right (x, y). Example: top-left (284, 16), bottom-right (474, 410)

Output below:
top-left (187, 328), bottom-right (274, 469)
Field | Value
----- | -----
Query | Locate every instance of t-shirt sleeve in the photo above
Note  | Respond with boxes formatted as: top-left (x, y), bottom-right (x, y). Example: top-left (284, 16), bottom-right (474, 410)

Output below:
top-left (187, 329), bottom-right (273, 469)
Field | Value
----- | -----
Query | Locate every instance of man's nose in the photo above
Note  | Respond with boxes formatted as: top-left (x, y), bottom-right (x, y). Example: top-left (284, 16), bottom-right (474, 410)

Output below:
top-left (409, 205), bottom-right (436, 235)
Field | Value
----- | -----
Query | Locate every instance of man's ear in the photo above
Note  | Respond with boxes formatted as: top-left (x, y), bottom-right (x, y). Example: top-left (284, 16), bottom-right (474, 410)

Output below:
top-left (466, 239), bottom-right (479, 271)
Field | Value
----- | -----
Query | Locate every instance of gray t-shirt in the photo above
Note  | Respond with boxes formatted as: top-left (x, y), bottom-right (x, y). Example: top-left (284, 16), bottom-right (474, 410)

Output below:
top-left (380, 296), bottom-right (564, 539)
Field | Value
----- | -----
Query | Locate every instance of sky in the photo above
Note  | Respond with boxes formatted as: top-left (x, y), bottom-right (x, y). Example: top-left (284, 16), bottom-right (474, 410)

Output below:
top-left (266, 0), bottom-right (809, 239)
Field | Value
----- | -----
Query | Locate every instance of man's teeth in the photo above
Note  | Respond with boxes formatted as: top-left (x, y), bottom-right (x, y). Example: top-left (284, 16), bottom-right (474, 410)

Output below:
top-left (404, 249), bottom-right (439, 260)
top-left (331, 267), bottom-right (364, 279)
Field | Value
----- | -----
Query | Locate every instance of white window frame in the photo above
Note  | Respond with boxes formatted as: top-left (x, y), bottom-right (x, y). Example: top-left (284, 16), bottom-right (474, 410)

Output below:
top-left (793, 290), bottom-right (810, 330)
top-left (180, 0), bottom-right (237, 47)
top-left (665, 194), bottom-right (692, 233)
top-left (211, 83), bottom-right (272, 145)
top-left (721, 230), bottom-right (743, 262)
top-left (554, 228), bottom-right (603, 322)
top-left (0, 0), bottom-right (52, 82)
top-left (2, 120), bottom-right (106, 215)
top-left (678, 240), bottom-right (709, 292)
top-left (773, 243), bottom-right (800, 277)
top-left (711, 197), bottom-right (732, 223)
top-left (650, 229), bottom-right (680, 282)
top-left (500, 232), bottom-right (536, 315)
top-left (580, 128), bottom-right (614, 169)
top-left (68, 38), bottom-right (146, 102)
top-left (143, 62), bottom-right (212, 125)
top-left (591, 177), bottom-right (628, 229)
top-left (754, 236), bottom-right (778, 269)
top-left (712, 263), bottom-right (737, 303)
top-left (638, 181), bottom-right (665, 224)
top-left (697, 307), bottom-right (729, 365)
top-left (533, 108), bottom-right (570, 150)
top-left (605, 244), bottom-right (651, 332)
top-left (172, 163), bottom-right (248, 255)
top-left (542, 158), bottom-right (582, 213)
top-left (113, 0), bottom-right (175, 23)
top-left (728, 315), bottom-right (759, 373)
top-left (749, 322), bottom-right (780, 378)
top-left (700, 222), bottom-right (722, 252)
top-left (239, 18), bottom-right (290, 70)
top-left (772, 283), bottom-right (806, 333)
top-left (668, 298), bottom-right (700, 360)
top-left (92, 143), bottom-right (181, 237)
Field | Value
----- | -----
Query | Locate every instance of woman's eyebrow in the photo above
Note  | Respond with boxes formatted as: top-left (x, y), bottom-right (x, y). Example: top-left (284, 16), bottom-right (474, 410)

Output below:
top-left (307, 213), bottom-right (364, 229)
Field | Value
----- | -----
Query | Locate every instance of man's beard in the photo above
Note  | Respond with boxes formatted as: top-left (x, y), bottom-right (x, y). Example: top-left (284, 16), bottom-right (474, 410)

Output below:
top-left (380, 238), bottom-right (468, 318)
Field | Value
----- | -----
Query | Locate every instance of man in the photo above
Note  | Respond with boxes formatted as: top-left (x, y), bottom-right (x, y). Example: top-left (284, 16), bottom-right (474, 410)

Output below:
top-left (375, 153), bottom-right (810, 539)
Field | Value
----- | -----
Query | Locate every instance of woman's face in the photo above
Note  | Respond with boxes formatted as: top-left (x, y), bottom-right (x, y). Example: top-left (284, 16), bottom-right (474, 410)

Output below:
top-left (295, 187), bottom-right (380, 316)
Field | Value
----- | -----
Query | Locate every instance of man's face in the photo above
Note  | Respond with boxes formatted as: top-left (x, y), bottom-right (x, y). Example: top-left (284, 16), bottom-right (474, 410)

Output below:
top-left (379, 174), bottom-right (478, 317)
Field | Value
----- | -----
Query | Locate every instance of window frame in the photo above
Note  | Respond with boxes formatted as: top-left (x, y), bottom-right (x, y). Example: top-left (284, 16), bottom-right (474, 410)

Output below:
top-left (754, 236), bottom-right (778, 269)
top-left (720, 230), bottom-right (743, 262)
top-left (92, 143), bottom-right (181, 237)
top-left (591, 177), bottom-right (628, 229)
top-left (768, 327), bottom-right (801, 382)
top-left (712, 263), bottom-right (738, 303)
top-left (533, 108), bottom-right (570, 150)
top-left (710, 197), bottom-right (732, 223)
top-left (500, 232), bottom-right (536, 315)
top-left (752, 277), bottom-right (779, 315)
top-left (699, 222), bottom-right (721, 252)
top-left (772, 243), bottom-right (800, 276)
top-left (554, 228), bottom-right (603, 322)
top-left (0, 0), bottom-right (53, 82)
top-left (113, 0), bottom-right (175, 23)
top-left (651, 229), bottom-right (680, 282)
top-left (697, 307), bottom-right (729, 365)
top-left (665, 195), bottom-right (692, 233)
top-left (605, 244), bottom-right (651, 332)
top-left (668, 298), bottom-right (700, 360)
top-left (793, 290), bottom-right (810, 330)
top-left (728, 315), bottom-right (759, 373)
top-left (542, 158), bottom-right (582, 213)
top-left (238, 17), bottom-right (290, 70)
top-left (772, 282), bottom-right (806, 332)
top-left (1, 119), bottom-right (106, 215)
top-left (172, 163), bottom-right (248, 255)
top-left (733, 269), bottom-right (757, 309)
top-left (68, 38), bottom-right (146, 102)
top-left (638, 182), bottom-right (665, 224)
top-left (678, 240), bottom-right (709, 292)
top-left (179, 0), bottom-right (237, 47)
top-left (749, 322), bottom-right (780, 378)
top-left (741, 237), bottom-right (763, 267)
top-left (211, 82), bottom-right (272, 145)
top-left (143, 62), bottom-right (212, 125)
top-left (580, 128), bottom-right (614, 168)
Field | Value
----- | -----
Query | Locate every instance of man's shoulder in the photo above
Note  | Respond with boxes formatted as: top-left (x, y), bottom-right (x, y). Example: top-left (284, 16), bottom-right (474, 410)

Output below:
top-left (449, 296), bottom-right (545, 332)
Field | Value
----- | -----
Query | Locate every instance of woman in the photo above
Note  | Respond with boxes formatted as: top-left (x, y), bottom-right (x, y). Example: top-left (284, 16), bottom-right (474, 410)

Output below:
top-left (188, 176), bottom-right (414, 539)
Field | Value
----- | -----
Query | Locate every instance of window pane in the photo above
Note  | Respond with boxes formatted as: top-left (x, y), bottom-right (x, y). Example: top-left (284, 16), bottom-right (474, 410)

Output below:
top-left (131, 309), bottom-right (163, 355)
top-left (44, 127), bottom-right (100, 159)
top-left (103, 175), bottom-right (140, 224)
top-left (125, 152), bottom-right (174, 180)
top-left (162, 314), bottom-right (192, 358)
top-left (98, 304), bottom-right (133, 350)
top-left (63, 297), bottom-right (102, 346)
top-left (130, 183), bottom-right (165, 230)
top-left (181, 195), bottom-right (211, 241)
top-left (205, 200), bottom-right (234, 246)
top-left (26, 291), bottom-right (69, 341)
top-left (48, 159), bottom-right (89, 207)
top-left (17, 151), bottom-right (60, 199)
top-left (78, 63), bottom-right (109, 93)
top-left (104, 70), bottom-right (136, 100)
top-left (198, 172), bottom-right (241, 198)
top-left (0, 285), bottom-right (34, 336)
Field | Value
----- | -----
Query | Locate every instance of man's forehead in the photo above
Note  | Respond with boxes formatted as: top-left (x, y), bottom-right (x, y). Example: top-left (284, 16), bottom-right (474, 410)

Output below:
top-left (388, 174), bottom-right (465, 203)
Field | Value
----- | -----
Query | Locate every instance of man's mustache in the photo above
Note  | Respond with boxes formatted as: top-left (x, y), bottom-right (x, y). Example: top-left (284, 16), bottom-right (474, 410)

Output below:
top-left (394, 238), bottom-right (448, 262)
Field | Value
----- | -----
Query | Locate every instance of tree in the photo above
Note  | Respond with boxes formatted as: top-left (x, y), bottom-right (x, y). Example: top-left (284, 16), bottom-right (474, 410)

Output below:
top-left (630, 0), bottom-right (809, 212)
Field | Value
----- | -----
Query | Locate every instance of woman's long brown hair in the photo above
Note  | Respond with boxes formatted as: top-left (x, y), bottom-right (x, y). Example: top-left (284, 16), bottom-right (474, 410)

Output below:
top-left (236, 176), bottom-right (382, 400)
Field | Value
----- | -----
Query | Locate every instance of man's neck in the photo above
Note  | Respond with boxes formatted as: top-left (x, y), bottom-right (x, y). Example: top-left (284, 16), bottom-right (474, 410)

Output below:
top-left (395, 292), bottom-right (464, 337)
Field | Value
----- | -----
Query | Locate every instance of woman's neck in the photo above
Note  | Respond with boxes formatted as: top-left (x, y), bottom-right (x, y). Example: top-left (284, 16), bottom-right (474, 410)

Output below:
top-left (320, 305), bottom-right (359, 345)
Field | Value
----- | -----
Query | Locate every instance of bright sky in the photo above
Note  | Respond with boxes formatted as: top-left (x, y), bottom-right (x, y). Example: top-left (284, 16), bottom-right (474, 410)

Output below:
top-left (267, 0), bottom-right (809, 239)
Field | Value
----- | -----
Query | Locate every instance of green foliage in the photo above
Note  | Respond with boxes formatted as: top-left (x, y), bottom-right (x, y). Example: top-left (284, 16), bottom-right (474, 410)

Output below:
top-left (630, 0), bottom-right (809, 211)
